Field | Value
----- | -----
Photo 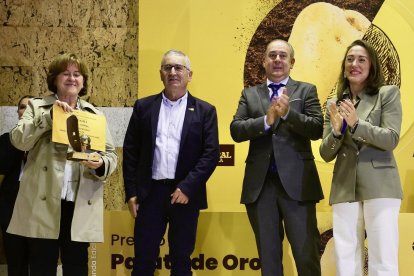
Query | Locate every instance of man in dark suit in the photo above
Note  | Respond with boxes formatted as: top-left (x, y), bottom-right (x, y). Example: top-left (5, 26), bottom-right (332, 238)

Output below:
top-left (123, 49), bottom-right (220, 276)
top-left (230, 39), bottom-right (324, 276)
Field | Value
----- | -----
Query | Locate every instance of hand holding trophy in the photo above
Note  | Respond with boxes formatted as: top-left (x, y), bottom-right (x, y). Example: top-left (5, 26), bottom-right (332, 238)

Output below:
top-left (66, 115), bottom-right (100, 162)
top-left (52, 104), bottom-right (107, 162)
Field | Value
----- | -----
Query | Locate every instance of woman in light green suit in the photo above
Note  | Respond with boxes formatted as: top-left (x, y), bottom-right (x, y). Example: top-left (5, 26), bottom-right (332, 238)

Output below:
top-left (320, 40), bottom-right (402, 276)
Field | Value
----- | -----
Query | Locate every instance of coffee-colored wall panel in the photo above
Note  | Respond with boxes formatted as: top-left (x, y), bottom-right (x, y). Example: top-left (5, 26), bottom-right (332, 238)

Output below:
top-left (0, 27), bottom-right (36, 66)
top-left (82, 27), bottom-right (137, 68)
top-left (0, 27), bottom-right (88, 67)
top-left (0, 0), bottom-right (138, 210)
top-left (0, 0), bottom-right (137, 28)
top-left (0, 66), bottom-right (43, 103)
top-left (0, 1), bottom-right (138, 107)
top-left (89, 66), bottom-right (137, 107)
top-left (104, 147), bottom-right (127, 211)
top-left (88, 0), bottom-right (138, 28)
top-left (34, 27), bottom-right (87, 65)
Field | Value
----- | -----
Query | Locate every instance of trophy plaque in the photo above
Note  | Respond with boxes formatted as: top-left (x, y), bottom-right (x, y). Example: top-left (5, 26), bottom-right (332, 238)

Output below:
top-left (66, 115), bottom-right (100, 162)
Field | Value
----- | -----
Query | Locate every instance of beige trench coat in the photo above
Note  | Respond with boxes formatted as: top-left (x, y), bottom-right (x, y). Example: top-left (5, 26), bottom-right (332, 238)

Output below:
top-left (7, 95), bottom-right (117, 242)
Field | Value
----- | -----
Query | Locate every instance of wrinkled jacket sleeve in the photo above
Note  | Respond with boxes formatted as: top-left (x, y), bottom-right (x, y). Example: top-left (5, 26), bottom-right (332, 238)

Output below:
top-left (10, 98), bottom-right (53, 151)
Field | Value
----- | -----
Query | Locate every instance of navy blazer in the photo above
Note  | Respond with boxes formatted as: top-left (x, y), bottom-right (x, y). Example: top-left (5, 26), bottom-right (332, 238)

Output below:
top-left (123, 92), bottom-right (220, 209)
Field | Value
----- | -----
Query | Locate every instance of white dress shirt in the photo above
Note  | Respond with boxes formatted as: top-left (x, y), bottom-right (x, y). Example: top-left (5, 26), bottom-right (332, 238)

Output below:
top-left (264, 77), bottom-right (289, 130)
top-left (152, 92), bottom-right (188, 180)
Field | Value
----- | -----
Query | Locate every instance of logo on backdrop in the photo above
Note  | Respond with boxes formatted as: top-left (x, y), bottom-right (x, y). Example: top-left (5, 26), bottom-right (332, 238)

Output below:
top-left (218, 144), bottom-right (234, 166)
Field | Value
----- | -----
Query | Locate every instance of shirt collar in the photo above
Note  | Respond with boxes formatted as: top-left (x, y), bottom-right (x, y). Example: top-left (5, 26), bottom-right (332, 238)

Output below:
top-left (343, 88), bottom-right (362, 106)
top-left (162, 91), bottom-right (188, 107)
top-left (267, 76), bottom-right (289, 86)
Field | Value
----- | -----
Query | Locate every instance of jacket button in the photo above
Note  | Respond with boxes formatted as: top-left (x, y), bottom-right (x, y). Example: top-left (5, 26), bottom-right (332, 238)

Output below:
top-left (43, 166), bottom-right (47, 171)
top-left (40, 195), bottom-right (46, 200)
top-left (88, 200), bottom-right (92, 205)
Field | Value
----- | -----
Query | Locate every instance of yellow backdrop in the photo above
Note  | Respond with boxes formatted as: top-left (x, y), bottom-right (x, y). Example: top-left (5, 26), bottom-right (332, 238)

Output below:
top-left (138, 0), bottom-right (414, 213)
top-left (91, 211), bottom-right (414, 275)
top-left (96, 0), bottom-right (414, 275)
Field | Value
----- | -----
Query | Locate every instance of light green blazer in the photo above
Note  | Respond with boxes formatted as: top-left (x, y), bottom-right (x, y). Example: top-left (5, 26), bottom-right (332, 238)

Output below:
top-left (319, 85), bottom-right (402, 205)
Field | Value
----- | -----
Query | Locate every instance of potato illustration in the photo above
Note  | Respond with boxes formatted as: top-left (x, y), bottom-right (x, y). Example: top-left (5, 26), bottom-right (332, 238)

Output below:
top-left (288, 2), bottom-right (370, 102)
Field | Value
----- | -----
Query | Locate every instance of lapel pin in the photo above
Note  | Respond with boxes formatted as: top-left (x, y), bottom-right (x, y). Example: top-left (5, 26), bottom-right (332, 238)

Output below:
top-left (188, 107), bottom-right (194, 111)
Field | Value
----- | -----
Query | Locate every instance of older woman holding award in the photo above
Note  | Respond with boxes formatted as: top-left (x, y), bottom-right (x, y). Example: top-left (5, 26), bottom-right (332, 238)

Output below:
top-left (7, 53), bottom-right (117, 276)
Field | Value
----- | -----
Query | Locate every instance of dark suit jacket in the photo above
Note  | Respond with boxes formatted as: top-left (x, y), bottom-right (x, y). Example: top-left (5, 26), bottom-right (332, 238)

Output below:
top-left (0, 133), bottom-right (24, 230)
top-left (123, 92), bottom-right (220, 210)
top-left (230, 78), bottom-right (324, 203)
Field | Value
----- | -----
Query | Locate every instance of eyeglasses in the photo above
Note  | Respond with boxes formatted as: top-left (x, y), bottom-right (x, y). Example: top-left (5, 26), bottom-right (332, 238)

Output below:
top-left (161, 64), bottom-right (190, 73)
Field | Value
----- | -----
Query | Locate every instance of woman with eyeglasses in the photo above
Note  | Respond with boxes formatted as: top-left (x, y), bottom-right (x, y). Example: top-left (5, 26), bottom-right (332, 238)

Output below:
top-left (320, 39), bottom-right (402, 276)
top-left (7, 53), bottom-right (117, 276)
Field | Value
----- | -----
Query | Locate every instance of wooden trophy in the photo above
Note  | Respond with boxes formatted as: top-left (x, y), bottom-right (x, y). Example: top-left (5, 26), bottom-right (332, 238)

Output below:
top-left (66, 115), bottom-right (100, 162)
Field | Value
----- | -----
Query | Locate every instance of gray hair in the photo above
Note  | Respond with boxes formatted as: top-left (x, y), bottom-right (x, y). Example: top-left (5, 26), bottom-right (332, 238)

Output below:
top-left (161, 49), bottom-right (192, 70)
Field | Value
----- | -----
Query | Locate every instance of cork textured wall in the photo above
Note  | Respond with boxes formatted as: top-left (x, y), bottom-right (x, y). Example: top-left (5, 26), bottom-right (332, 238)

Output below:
top-left (0, 0), bottom-right (138, 211)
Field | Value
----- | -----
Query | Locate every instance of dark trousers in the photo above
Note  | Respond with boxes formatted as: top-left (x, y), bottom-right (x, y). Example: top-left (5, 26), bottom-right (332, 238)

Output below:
top-left (26, 200), bottom-right (90, 276)
top-left (246, 172), bottom-right (321, 276)
top-left (133, 180), bottom-right (200, 276)
top-left (1, 230), bottom-right (29, 276)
